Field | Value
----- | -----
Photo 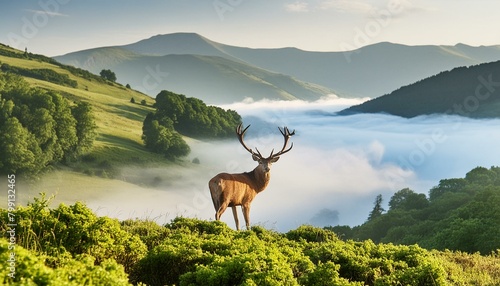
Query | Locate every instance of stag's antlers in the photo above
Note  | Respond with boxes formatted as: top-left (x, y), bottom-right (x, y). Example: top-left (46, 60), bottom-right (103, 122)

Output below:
top-left (236, 123), bottom-right (295, 160)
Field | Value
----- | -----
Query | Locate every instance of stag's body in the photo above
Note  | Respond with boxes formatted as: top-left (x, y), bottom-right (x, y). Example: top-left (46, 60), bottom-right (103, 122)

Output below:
top-left (209, 168), bottom-right (270, 230)
top-left (209, 124), bottom-right (294, 230)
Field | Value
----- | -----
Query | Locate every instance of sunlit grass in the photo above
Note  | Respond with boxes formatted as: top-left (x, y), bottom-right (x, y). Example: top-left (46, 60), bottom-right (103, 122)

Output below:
top-left (1, 46), bottom-right (174, 178)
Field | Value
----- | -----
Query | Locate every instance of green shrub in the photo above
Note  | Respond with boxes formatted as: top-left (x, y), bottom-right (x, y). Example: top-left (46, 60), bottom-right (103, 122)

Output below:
top-left (166, 216), bottom-right (231, 236)
top-left (300, 262), bottom-right (361, 286)
top-left (179, 232), bottom-right (300, 286)
top-left (0, 194), bottom-right (147, 272)
top-left (0, 239), bottom-right (131, 285)
top-left (121, 219), bottom-right (171, 251)
top-left (286, 225), bottom-right (338, 243)
top-left (131, 240), bottom-right (213, 286)
top-left (435, 250), bottom-right (500, 286)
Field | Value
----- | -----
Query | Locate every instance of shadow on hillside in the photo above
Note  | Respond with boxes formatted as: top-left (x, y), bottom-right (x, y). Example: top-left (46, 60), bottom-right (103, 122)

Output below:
top-left (108, 103), bottom-right (151, 122)
top-left (99, 133), bottom-right (144, 150)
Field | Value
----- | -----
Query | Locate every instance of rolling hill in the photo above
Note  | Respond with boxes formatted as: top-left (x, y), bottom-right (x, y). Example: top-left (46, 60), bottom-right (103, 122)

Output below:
top-left (54, 33), bottom-right (500, 102)
top-left (0, 43), bottom-right (168, 172)
top-left (54, 34), bottom-right (337, 104)
top-left (340, 60), bottom-right (500, 118)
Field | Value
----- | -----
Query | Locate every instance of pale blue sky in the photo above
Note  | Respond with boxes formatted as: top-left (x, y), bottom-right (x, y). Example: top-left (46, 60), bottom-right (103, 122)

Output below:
top-left (1, 0), bottom-right (500, 56)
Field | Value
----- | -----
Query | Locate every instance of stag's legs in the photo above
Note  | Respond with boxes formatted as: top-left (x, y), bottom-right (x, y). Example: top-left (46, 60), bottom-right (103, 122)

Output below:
top-left (215, 202), bottom-right (229, 221)
top-left (231, 206), bottom-right (240, 230)
top-left (242, 204), bottom-right (251, 230)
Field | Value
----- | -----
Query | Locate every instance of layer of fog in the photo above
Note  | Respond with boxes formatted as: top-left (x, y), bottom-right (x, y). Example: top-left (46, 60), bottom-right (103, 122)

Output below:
top-left (11, 95), bottom-right (500, 232)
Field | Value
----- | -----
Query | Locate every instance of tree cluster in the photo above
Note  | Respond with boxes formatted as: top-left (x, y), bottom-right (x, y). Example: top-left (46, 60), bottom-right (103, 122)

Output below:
top-left (332, 166), bottom-right (500, 254)
top-left (0, 72), bottom-right (97, 174)
top-left (100, 69), bottom-right (117, 82)
top-left (142, 90), bottom-right (241, 159)
top-left (1, 64), bottom-right (77, 88)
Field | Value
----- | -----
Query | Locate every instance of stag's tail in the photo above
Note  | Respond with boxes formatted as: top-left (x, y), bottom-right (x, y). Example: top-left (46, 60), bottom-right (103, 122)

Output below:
top-left (209, 177), bottom-right (222, 214)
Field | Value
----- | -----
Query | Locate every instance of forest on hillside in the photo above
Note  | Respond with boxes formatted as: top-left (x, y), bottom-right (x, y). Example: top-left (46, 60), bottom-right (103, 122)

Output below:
top-left (142, 90), bottom-right (241, 159)
top-left (342, 60), bottom-right (500, 118)
top-left (0, 71), bottom-right (97, 174)
top-left (332, 166), bottom-right (500, 255)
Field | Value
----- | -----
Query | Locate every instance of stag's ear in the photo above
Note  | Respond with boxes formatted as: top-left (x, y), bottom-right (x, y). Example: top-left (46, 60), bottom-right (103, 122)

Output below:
top-left (270, 156), bottom-right (280, 163)
top-left (252, 154), bottom-right (260, 161)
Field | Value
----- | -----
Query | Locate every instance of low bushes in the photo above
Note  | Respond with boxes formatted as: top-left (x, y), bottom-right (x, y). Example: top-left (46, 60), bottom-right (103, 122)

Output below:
top-left (1, 197), bottom-right (499, 285)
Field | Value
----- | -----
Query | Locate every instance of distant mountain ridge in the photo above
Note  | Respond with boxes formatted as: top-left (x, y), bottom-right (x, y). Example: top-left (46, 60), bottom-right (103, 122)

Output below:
top-left (54, 32), bottom-right (500, 103)
top-left (55, 33), bottom-right (334, 104)
top-left (340, 60), bottom-right (500, 118)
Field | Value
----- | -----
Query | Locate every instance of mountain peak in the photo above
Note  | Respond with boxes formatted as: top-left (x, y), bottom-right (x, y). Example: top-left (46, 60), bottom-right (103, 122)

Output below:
top-left (143, 32), bottom-right (206, 43)
top-left (121, 32), bottom-right (228, 57)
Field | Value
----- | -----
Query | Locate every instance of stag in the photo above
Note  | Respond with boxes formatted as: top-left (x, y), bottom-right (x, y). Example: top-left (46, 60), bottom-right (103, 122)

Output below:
top-left (209, 123), bottom-right (295, 230)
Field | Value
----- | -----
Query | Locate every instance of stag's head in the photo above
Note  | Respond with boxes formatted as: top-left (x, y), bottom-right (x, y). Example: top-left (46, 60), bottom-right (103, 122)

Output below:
top-left (236, 123), bottom-right (295, 173)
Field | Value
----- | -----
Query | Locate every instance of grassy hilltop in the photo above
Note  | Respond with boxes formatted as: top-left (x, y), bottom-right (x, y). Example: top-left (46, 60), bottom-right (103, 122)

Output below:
top-left (0, 43), bottom-right (179, 176)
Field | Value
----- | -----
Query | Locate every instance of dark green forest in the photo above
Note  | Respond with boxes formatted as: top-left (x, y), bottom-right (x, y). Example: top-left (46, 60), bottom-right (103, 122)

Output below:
top-left (0, 64), bottom-right (78, 88)
top-left (332, 166), bottom-right (500, 255)
top-left (341, 60), bottom-right (500, 118)
top-left (1, 190), bottom-right (499, 285)
top-left (142, 90), bottom-right (241, 159)
top-left (0, 71), bottom-right (97, 174)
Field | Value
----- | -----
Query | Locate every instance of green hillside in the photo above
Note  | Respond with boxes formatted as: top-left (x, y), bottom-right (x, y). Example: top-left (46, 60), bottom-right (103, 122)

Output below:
top-left (0, 43), bottom-right (172, 176)
top-left (341, 60), bottom-right (500, 118)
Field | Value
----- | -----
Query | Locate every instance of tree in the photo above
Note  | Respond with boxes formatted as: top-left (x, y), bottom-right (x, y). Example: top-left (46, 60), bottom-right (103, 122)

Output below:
top-left (130, 97), bottom-right (135, 104)
top-left (429, 178), bottom-right (467, 201)
top-left (71, 102), bottom-right (97, 156)
top-left (0, 117), bottom-right (41, 173)
top-left (367, 194), bottom-right (385, 221)
top-left (49, 91), bottom-right (78, 161)
top-left (154, 90), bottom-right (185, 121)
top-left (142, 115), bottom-right (189, 159)
top-left (99, 69), bottom-right (117, 82)
top-left (388, 188), bottom-right (429, 211)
